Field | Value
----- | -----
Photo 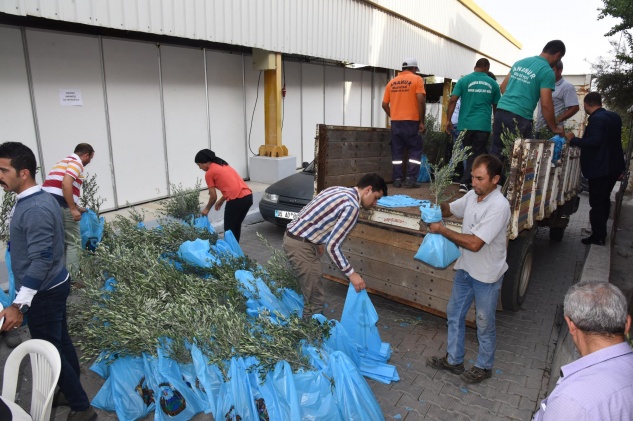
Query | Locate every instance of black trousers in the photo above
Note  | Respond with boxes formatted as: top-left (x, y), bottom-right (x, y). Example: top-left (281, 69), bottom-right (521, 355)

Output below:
top-left (588, 173), bottom-right (619, 241)
top-left (460, 130), bottom-right (491, 185)
top-left (224, 194), bottom-right (253, 242)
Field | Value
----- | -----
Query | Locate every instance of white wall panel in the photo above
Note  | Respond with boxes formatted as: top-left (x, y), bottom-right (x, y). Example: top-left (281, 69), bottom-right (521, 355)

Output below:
top-left (343, 68), bottom-right (362, 127)
top-left (102, 38), bottom-right (167, 206)
top-left (0, 26), bottom-right (38, 170)
top-left (281, 61), bottom-right (303, 167)
top-left (324, 66), bottom-right (344, 125)
top-left (25, 29), bottom-right (115, 207)
top-left (244, 57), bottom-right (265, 175)
top-left (207, 51), bottom-right (248, 177)
top-left (1, 0), bottom-right (518, 78)
top-left (373, 69), bottom-right (389, 128)
top-left (160, 45), bottom-right (208, 190)
top-left (360, 69), bottom-right (373, 127)
top-left (301, 63), bottom-right (324, 163)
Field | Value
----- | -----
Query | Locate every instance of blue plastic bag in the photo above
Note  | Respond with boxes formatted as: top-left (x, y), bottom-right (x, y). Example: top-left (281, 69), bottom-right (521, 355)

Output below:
top-left (329, 351), bottom-right (385, 421)
top-left (79, 209), bottom-right (104, 251)
top-left (417, 155), bottom-right (431, 183)
top-left (235, 270), bottom-right (291, 323)
top-left (191, 215), bottom-right (215, 233)
top-left (190, 344), bottom-right (224, 416)
top-left (223, 230), bottom-right (245, 257)
top-left (550, 135), bottom-right (566, 163)
top-left (253, 361), bottom-right (301, 421)
top-left (280, 288), bottom-right (304, 318)
top-left (414, 233), bottom-right (461, 269)
top-left (294, 369), bottom-right (343, 421)
top-left (420, 202), bottom-right (442, 224)
top-left (178, 239), bottom-right (219, 267)
top-left (215, 357), bottom-right (259, 421)
top-left (0, 248), bottom-right (16, 308)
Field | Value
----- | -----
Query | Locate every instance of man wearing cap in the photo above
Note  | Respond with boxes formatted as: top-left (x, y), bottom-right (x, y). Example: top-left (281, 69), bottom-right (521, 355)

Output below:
top-left (382, 58), bottom-right (426, 188)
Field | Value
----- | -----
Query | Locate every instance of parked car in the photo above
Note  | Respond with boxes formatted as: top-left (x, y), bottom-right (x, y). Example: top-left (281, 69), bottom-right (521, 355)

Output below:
top-left (258, 161), bottom-right (315, 226)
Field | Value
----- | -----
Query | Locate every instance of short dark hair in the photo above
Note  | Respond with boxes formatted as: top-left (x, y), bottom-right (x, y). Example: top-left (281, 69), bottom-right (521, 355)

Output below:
top-left (0, 142), bottom-right (37, 178)
top-left (473, 154), bottom-right (502, 180)
top-left (74, 143), bottom-right (94, 156)
top-left (486, 71), bottom-right (497, 81)
top-left (475, 58), bottom-right (490, 69)
top-left (542, 40), bottom-right (566, 57)
top-left (584, 92), bottom-right (602, 107)
top-left (357, 173), bottom-right (388, 196)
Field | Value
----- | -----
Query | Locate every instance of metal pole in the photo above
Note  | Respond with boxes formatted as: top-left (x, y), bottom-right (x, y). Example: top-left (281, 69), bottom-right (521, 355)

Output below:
top-left (157, 44), bottom-right (171, 195)
top-left (98, 36), bottom-right (119, 208)
top-left (242, 54), bottom-right (250, 179)
top-left (20, 28), bottom-right (45, 183)
top-left (203, 48), bottom-right (212, 148)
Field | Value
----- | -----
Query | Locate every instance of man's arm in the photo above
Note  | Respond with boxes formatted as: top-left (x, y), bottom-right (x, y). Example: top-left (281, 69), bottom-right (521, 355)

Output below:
top-left (556, 105), bottom-right (580, 126)
top-left (62, 174), bottom-right (82, 221)
top-left (382, 102), bottom-right (390, 118)
top-left (417, 93), bottom-right (426, 133)
top-left (202, 188), bottom-right (217, 216)
top-left (540, 88), bottom-right (564, 135)
top-left (325, 206), bottom-right (365, 292)
top-left (428, 222), bottom-right (485, 252)
top-left (564, 114), bottom-right (605, 147)
top-left (499, 72), bottom-right (511, 94)
top-left (445, 95), bottom-right (459, 134)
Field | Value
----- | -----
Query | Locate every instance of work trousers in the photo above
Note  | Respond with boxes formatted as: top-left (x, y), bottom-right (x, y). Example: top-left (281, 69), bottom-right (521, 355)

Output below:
top-left (446, 270), bottom-right (503, 370)
top-left (282, 233), bottom-right (325, 319)
top-left (588, 173), bottom-right (619, 241)
top-left (391, 120), bottom-right (423, 181)
top-left (27, 280), bottom-right (91, 411)
top-left (490, 109), bottom-right (533, 161)
top-left (61, 207), bottom-right (81, 274)
top-left (224, 194), bottom-right (253, 242)
top-left (460, 130), bottom-right (491, 185)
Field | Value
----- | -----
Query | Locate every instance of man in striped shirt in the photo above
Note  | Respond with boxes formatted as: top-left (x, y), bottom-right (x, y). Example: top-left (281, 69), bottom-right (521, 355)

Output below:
top-left (283, 173), bottom-right (387, 319)
top-left (42, 143), bottom-right (94, 274)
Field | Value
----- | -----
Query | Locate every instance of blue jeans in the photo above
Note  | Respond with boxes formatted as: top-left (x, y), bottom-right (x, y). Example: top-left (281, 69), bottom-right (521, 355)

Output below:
top-left (446, 270), bottom-right (502, 370)
top-left (27, 280), bottom-right (90, 411)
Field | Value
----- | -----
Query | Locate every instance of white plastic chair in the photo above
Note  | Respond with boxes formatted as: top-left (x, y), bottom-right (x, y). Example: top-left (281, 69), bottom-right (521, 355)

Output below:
top-left (2, 339), bottom-right (61, 421)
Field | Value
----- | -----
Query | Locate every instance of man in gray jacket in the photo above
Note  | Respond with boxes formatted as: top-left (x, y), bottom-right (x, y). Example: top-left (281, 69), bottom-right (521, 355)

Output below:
top-left (0, 142), bottom-right (96, 421)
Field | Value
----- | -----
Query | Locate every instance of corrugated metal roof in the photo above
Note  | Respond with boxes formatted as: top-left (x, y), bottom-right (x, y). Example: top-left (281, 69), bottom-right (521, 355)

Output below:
top-left (0, 0), bottom-right (520, 78)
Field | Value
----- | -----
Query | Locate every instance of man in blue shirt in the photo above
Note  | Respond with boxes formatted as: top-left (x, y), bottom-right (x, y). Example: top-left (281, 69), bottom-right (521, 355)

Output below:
top-left (533, 282), bottom-right (633, 420)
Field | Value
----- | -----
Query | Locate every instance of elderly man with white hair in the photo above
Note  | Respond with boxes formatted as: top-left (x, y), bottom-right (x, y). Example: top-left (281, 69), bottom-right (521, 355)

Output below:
top-left (533, 281), bottom-right (633, 420)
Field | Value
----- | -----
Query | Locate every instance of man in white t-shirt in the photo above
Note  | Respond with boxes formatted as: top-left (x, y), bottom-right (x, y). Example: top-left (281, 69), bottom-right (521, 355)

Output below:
top-left (426, 154), bottom-right (510, 384)
top-left (535, 61), bottom-right (579, 133)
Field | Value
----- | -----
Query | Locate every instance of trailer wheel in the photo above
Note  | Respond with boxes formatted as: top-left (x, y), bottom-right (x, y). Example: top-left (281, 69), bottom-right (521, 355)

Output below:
top-left (501, 231), bottom-right (535, 311)
top-left (549, 227), bottom-right (565, 242)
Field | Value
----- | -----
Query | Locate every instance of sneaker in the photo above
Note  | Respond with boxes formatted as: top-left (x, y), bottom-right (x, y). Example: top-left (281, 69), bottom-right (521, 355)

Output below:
top-left (67, 406), bottom-right (97, 421)
top-left (393, 179), bottom-right (402, 188)
top-left (426, 355), bottom-right (465, 375)
top-left (459, 184), bottom-right (469, 193)
top-left (460, 366), bottom-right (492, 384)
top-left (404, 178), bottom-right (420, 188)
top-left (4, 329), bottom-right (22, 349)
top-left (53, 390), bottom-right (70, 407)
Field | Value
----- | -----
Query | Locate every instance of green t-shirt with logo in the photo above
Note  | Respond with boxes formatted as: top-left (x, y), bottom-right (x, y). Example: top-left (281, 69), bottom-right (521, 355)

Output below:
top-left (497, 56), bottom-right (556, 120)
top-left (452, 71), bottom-right (500, 132)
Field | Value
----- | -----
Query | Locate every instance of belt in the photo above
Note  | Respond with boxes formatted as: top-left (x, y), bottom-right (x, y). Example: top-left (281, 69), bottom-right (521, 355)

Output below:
top-left (286, 231), bottom-right (313, 243)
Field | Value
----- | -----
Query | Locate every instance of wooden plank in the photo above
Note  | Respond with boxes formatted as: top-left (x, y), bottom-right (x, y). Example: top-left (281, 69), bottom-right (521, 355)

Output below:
top-left (324, 157), bottom-right (392, 176)
top-left (325, 142), bottom-right (391, 159)
top-left (322, 172), bottom-right (392, 189)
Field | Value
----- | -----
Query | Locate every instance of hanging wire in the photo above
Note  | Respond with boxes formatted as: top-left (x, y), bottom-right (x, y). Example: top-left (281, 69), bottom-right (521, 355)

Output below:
top-left (247, 70), bottom-right (263, 156)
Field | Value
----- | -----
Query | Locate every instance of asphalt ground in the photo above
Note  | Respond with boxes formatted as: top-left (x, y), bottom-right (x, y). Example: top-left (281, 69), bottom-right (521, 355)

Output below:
top-left (2, 189), bottom-right (631, 421)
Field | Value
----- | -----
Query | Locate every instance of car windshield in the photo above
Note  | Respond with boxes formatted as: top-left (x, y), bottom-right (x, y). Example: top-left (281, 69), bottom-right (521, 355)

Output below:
top-left (303, 161), bottom-right (315, 173)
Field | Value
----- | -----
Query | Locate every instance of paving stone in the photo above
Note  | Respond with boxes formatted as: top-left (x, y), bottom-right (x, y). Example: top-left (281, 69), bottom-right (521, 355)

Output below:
top-left (507, 381), bottom-right (540, 402)
top-left (439, 383), bottom-right (471, 405)
top-left (497, 402), bottom-right (536, 421)
top-left (468, 393), bottom-right (502, 414)
top-left (518, 395), bottom-right (538, 412)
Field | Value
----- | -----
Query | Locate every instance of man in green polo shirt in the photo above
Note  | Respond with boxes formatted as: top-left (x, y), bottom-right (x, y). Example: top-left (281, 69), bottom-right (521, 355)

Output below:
top-left (446, 58), bottom-right (500, 193)
top-left (489, 40), bottom-right (566, 162)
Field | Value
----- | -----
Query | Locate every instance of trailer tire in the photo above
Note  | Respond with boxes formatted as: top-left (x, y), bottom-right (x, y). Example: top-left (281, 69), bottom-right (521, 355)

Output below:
top-left (501, 231), bottom-right (535, 311)
top-left (549, 227), bottom-right (565, 242)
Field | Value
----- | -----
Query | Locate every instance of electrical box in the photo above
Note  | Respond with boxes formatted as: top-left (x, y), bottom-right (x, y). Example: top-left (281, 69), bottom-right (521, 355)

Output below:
top-left (252, 48), bottom-right (277, 70)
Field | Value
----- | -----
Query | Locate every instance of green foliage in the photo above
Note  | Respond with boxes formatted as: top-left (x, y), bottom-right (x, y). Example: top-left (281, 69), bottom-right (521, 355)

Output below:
top-left (0, 192), bottom-right (16, 245)
top-left (423, 113), bottom-right (452, 165)
top-left (253, 232), bottom-right (301, 298)
top-left (69, 212), bottom-right (325, 377)
top-left (158, 181), bottom-right (203, 220)
top-left (79, 173), bottom-right (106, 216)
top-left (428, 133), bottom-right (471, 205)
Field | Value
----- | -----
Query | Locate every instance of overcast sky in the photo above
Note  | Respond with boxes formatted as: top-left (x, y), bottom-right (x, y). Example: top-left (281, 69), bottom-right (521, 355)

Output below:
top-left (474, 0), bottom-right (623, 75)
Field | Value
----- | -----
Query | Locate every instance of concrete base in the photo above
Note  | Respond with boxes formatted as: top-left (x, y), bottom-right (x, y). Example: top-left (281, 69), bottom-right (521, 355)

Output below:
top-left (249, 155), bottom-right (297, 184)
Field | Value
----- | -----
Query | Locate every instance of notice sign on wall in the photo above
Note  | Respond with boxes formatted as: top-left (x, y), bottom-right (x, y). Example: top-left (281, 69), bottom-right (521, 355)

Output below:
top-left (59, 89), bottom-right (83, 106)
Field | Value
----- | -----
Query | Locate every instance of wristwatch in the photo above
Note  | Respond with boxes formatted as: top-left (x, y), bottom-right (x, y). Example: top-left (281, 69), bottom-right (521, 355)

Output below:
top-left (11, 303), bottom-right (29, 314)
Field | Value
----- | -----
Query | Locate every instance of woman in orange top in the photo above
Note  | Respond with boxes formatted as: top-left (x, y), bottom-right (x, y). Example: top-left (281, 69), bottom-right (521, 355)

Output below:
top-left (194, 149), bottom-right (253, 242)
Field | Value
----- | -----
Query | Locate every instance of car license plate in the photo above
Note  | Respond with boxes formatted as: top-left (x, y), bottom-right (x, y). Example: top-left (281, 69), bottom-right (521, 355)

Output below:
top-left (275, 210), bottom-right (298, 220)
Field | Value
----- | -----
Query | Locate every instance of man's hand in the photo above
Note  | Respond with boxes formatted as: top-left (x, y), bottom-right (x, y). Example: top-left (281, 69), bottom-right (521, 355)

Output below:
top-left (552, 126), bottom-right (564, 136)
top-left (564, 132), bottom-right (574, 142)
top-left (70, 207), bottom-right (82, 221)
top-left (428, 221), bottom-right (445, 234)
top-left (348, 272), bottom-right (366, 292)
top-left (201, 207), bottom-right (210, 216)
top-left (0, 306), bottom-right (23, 332)
top-left (445, 122), bottom-right (454, 135)
top-left (419, 121), bottom-right (426, 134)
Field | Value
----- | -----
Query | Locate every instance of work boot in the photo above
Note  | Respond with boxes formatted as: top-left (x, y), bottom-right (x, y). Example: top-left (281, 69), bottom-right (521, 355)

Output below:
top-left (426, 354), bottom-right (465, 375)
top-left (393, 179), bottom-right (402, 188)
top-left (53, 390), bottom-right (70, 407)
top-left (460, 366), bottom-right (492, 384)
top-left (4, 329), bottom-right (22, 349)
top-left (404, 178), bottom-right (420, 188)
top-left (67, 406), bottom-right (97, 421)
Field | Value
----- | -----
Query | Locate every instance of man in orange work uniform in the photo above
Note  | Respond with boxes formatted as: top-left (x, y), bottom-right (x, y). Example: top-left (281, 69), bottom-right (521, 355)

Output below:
top-left (382, 58), bottom-right (426, 188)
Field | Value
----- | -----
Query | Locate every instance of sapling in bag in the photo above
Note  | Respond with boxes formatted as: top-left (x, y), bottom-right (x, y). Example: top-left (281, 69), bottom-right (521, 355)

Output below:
top-left (417, 154), bottom-right (431, 183)
top-left (79, 209), bottom-right (104, 251)
top-left (415, 202), bottom-right (461, 269)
